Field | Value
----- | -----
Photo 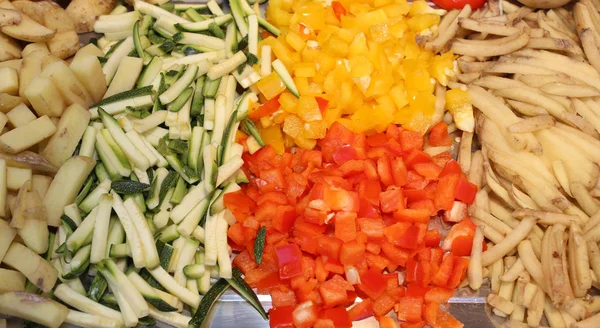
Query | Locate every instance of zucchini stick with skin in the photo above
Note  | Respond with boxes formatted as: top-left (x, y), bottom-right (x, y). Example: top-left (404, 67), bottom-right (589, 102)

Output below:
top-left (90, 194), bottom-right (113, 264)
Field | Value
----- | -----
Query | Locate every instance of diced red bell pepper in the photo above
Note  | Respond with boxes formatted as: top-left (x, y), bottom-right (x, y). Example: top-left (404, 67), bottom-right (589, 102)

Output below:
top-left (406, 282), bottom-right (431, 298)
top-left (423, 301), bottom-right (439, 326)
top-left (270, 306), bottom-right (294, 328)
top-left (405, 150), bottom-right (432, 169)
top-left (406, 259), bottom-right (417, 283)
top-left (397, 225), bottom-right (421, 250)
top-left (315, 97), bottom-right (329, 112)
top-left (359, 268), bottom-right (387, 299)
top-left (380, 187), bottom-right (405, 213)
top-left (454, 178), bottom-right (478, 204)
top-left (417, 260), bottom-right (432, 286)
top-left (377, 156), bottom-right (395, 187)
top-left (249, 96), bottom-right (280, 120)
top-left (317, 235), bottom-right (343, 261)
top-left (400, 130), bottom-right (424, 152)
top-left (381, 242), bottom-right (410, 267)
top-left (432, 254), bottom-right (454, 287)
top-left (439, 159), bottom-right (462, 178)
top-left (347, 299), bottom-right (374, 321)
top-left (339, 240), bottom-right (366, 266)
top-left (379, 316), bottom-right (397, 328)
top-left (443, 201), bottom-right (468, 223)
top-left (272, 205), bottom-right (296, 233)
top-left (393, 208), bottom-right (431, 223)
top-left (424, 229), bottom-right (441, 247)
top-left (334, 212), bottom-right (357, 243)
top-left (429, 122), bottom-right (452, 146)
top-left (292, 302), bottom-right (319, 328)
top-left (271, 287), bottom-right (297, 307)
top-left (367, 133), bottom-right (387, 147)
top-left (324, 258), bottom-right (345, 274)
top-left (232, 250), bottom-right (257, 274)
top-left (331, 1), bottom-right (347, 20)
top-left (425, 287), bottom-right (454, 304)
top-left (434, 173), bottom-right (460, 211)
top-left (319, 278), bottom-right (349, 308)
top-left (396, 297), bottom-right (424, 323)
top-left (435, 309), bottom-right (464, 328)
top-left (358, 179), bottom-right (382, 206)
top-left (373, 292), bottom-right (396, 316)
top-left (450, 235), bottom-right (476, 257)
top-left (357, 217), bottom-right (385, 238)
top-left (333, 145), bottom-right (358, 165)
top-left (447, 257), bottom-right (469, 289)
top-left (413, 162), bottom-right (443, 180)
top-left (443, 218), bottom-right (476, 251)
top-left (391, 157), bottom-right (408, 186)
top-left (321, 307), bottom-right (351, 328)
top-left (276, 244), bottom-right (304, 279)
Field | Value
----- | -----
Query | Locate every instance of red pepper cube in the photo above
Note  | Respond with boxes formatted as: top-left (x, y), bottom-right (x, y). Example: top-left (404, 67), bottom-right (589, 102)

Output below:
top-left (276, 244), bottom-right (304, 279)
top-left (269, 305), bottom-right (294, 328)
top-left (359, 268), bottom-right (387, 299)
top-left (454, 178), bottom-right (478, 204)
top-left (396, 297), bottom-right (424, 323)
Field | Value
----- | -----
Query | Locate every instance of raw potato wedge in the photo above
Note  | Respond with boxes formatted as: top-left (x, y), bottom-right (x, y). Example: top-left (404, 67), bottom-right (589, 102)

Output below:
top-left (0, 59), bottom-right (21, 71)
top-left (0, 151), bottom-right (57, 175)
top-left (47, 30), bottom-right (80, 59)
top-left (66, 0), bottom-right (119, 33)
top-left (43, 156), bottom-right (95, 227)
top-left (0, 93), bottom-right (24, 113)
top-left (31, 174), bottom-right (51, 199)
top-left (2, 242), bottom-right (57, 292)
top-left (18, 51), bottom-right (44, 101)
top-left (0, 115), bottom-right (56, 154)
top-left (0, 1), bottom-right (55, 42)
top-left (69, 53), bottom-right (107, 103)
top-left (40, 61), bottom-right (93, 108)
top-left (0, 219), bottom-right (17, 260)
top-left (0, 292), bottom-right (68, 328)
top-left (42, 103), bottom-right (91, 167)
top-left (24, 76), bottom-right (66, 117)
top-left (0, 268), bottom-right (26, 293)
top-left (0, 31), bottom-right (21, 61)
top-left (75, 43), bottom-right (104, 58)
top-left (0, 8), bottom-right (21, 27)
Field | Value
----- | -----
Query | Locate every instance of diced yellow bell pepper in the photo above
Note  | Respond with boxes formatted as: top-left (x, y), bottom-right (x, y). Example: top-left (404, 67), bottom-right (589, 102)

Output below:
top-left (294, 135), bottom-right (317, 149)
top-left (285, 31), bottom-right (306, 52)
top-left (294, 62), bottom-right (316, 78)
top-left (260, 125), bottom-right (285, 154)
top-left (446, 88), bottom-right (474, 132)
top-left (283, 114), bottom-right (303, 138)
top-left (407, 14), bottom-right (440, 32)
top-left (303, 120), bottom-right (327, 139)
top-left (324, 35), bottom-right (349, 57)
top-left (297, 95), bottom-right (322, 122)
top-left (256, 72), bottom-right (286, 100)
top-left (369, 22), bottom-right (390, 43)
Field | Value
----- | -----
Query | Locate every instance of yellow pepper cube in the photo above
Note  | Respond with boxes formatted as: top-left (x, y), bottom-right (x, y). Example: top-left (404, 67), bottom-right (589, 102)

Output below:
top-left (324, 105), bottom-right (342, 127)
top-left (279, 92), bottom-right (298, 113)
top-left (430, 52), bottom-right (455, 86)
top-left (339, 81), bottom-right (354, 107)
top-left (256, 72), bottom-right (287, 100)
top-left (409, 0), bottom-right (435, 16)
top-left (302, 47), bottom-right (320, 62)
top-left (273, 111), bottom-right (288, 124)
top-left (293, 2), bottom-right (326, 31)
top-left (357, 9), bottom-right (388, 31)
top-left (283, 114), bottom-right (303, 138)
top-left (294, 76), bottom-right (310, 95)
top-left (267, 8), bottom-right (293, 28)
top-left (375, 95), bottom-right (397, 116)
top-left (369, 22), bottom-right (390, 43)
top-left (393, 106), bottom-right (412, 125)
top-left (407, 14), bottom-right (440, 32)
top-left (260, 116), bottom-right (273, 128)
top-left (308, 82), bottom-right (324, 94)
top-left (382, 3), bottom-right (410, 18)
top-left (343, 87), bottom-right (364, 115)
top-left (295, 135), bottom-right (317, 149)
top-left (405, 68), bottom-right (434, 93)
top-left (294, 62), bottom-right (316, 78)
top-left (337, 28), bottom-right (358, 43)
top-left (349, 56), bottom-right (373, 78)
top-left (350, 107), bottom-right (377, 133)
top-left (284, 134), bottom-right (296, 148)
top-left (390, 84), bottom-right (409, 110)
top-left (272, 39), bottom-right (296, 67)
top-left (366, 71), bottom-right (394, 98)
top-left (324, 35), bottom-right (349, 57)
top-left (404, 111), bottom-right (431, 135)
top-left (445, 88), bottom-right (471, 112)
top-left (374, 0), bottom-right (394, 7)
top-left (409, 92), bottom-right (436, 117)
top-left (297, 95), bottom-right (322, 122)
top-left (285, 31), bottom-right (306, 52)
top-left (260, 125), bottom-right (285, 154)
top-left (403, 39), bottom-right (421, 60)
top-left (349, 3), bottom-right (372, 16)
top-left (315, 53), bottom-right (336, 74)
top-left (389, 20), bottom-right (408, 38)
top-left (302, 120), bottom-right (327, 139)
top-left (348, 33), bottom-right (368, 57)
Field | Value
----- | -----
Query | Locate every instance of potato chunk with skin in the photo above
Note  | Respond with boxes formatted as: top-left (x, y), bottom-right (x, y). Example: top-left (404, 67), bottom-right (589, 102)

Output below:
top-left (0, 67), bottom-right (18, 95)
top-left (24, 76), bottom-right (66, 117)
top-left (42, 103), bottom-right (91, 167)
top-left (0, 115), bottom-right (57, 153)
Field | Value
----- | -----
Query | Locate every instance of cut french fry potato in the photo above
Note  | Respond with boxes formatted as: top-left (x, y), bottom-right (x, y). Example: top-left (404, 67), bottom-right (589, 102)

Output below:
top-left (571, 181), bottom-right (600, 216)
top-left (0, 115), bottom-right (56, 154)
top-left (0, 67), bottom-right (18, 96)
top-left (527, 288), bottom-right (545, 327)
top-left (16, 189), bottom-right (48, 254)
top-left (0, 1), bottom-right (55, 42)
top-left (6, 103), bottom-right (36, 128)
top-left (43, 156), bottom-right (95, 227)
top-left (0, 268), bottom-right (25, 293)
top-left (40, 61), bottom-right (93, 108)
top-left (452, 32), bottom-right (530, 57)
top-left (488, 293), bottom-right (515, 315)
top-left (500, 258), bottom-right (525, 282)
top-left (512, 208), bottom-right (583, 226)
top-left (517, 240), bottom-right (545, 292)
top-left (69, 53), bottom-right (107, 103)
top-left (482, 216), bottom-right (537, 266)
top-left (0, 93), bottom-right (24, 113)
top-left (507, 115), bottom-right (555, 133)
top-left (41, 103), bottom-right (91, 167)
top-left (6, 166), bottom-right (31, 191)
top-left (2, 242), bottom-right (57, 292)
top-left (522, 282), bottom-right (537, 308)
top-left (31, 174), bottom-right (51, 199)
top-left (0, 218), bottom-right (16, 261)
top-left (468, 226), bottom-right (485, 290)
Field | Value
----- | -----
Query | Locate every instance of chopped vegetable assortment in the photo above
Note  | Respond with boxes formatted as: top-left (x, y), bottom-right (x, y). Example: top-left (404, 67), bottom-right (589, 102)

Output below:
top-left (248, 0), bottom-right (457, 150)
top-left (226, 122), bottom-right (474, 327)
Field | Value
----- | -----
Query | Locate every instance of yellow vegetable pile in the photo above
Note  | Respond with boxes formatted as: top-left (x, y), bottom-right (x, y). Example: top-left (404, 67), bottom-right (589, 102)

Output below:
top-left (252, 0), bottom-right (457, 150)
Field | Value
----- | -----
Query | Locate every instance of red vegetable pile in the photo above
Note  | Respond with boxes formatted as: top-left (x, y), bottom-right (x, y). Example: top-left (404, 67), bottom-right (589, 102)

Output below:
top-left (225, 121), bottom-right (478, 328)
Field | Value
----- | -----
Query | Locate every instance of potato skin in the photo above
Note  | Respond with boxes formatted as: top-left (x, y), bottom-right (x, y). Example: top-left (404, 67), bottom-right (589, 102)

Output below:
top-left (66, 0), bottom-right (118, 33)
top-left (516, 0), bottom-right (572, 8)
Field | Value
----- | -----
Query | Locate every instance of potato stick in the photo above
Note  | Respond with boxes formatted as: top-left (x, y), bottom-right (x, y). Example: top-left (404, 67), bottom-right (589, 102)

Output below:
top-left (494, 88), bottom-right (568, 120)
top-left (559, 310), bottom-right (576, 327)
top-left (551, 160), bottom-right (572, 197)
top-left (526, 37), bottom-right (583, 55)
top-left (482, 216), bottom-right (537, 267)
top-left (592, 269), bottom-right (600, 289)
top-left (563, 299), bottom-right (588, 321)
top-left (573, 98), bottom-right (600, 134)
top-left (521, 180), bottom-right (564, 213)
top-left (526, 287), bottom-right (545, 327)
top-left (584, 221), bottom-right (600, 242)
top-left (431, 83), bottom-right (446, 127)
top-left (506, 99), bottom-right (549, 116)
top-left (471, 217), bottom-right (505, 244)
top-left (498, 256), bottom-right (517, 297)
top-left (458, 131), bottom-right (472, 174)
top-left (468, 226), bottom-right (485, 290)
top-left (438, 9), bottom-right (461, 33)
top-left (469, 150), bottom-right (484, 189)
top-left (561, 112), bottom-right (599, 138)
top-left (542, 83), bottom-right (600, 98)
top-left (573, 312), bottom-right (600, 328)
top-left (563, 203), bottom-right (591, 224)
top-left (489, 256), bottom-right (504, 294)
top-left (570, 223), bottom-right (592, 295)
top-left (584, 211), bottom-right (600, 233)
top-left (489, 199), bottom-right (520, 229)
top-left (473, 189), bottom-right (490, 214)
top-left (549, 224), bottom-right (575, 305)
top-left (518, 240), bottom-right (547, 293)
top-left (568, 223), bottom-right (588, 298)
top-left (488, 293), bottom-right (515, 316)
top-left (457, 60), bottom-right (491, 73)
top-left (516, 73), bottom-right (581, 88)
top-left (583, 97), bottom-right (600, 118)
top-left (485, 61), bottom-right (558, 76)
top-left (452, 32), bottom-right (530, 57)
top-left (500, 258), bottom-right (525, 282)
top-left (544, 295), bottom-right (566, 328)
top-left (571, 182), bottom-right (600, 216)
top-left (509, 184), bottom-right (540, 210)
top-left (506, 115), bottom-right (555, 133)
top-left (471, 206), bottom-right (512, 235)
top-left (426, 6), bottom-right (472, 52)
top-left (587, 241), bottom-right (600, 283)
top-left (510, 303), bottom-right (525, 322)
top-left (582, 296), bottom-right (600, 313)
top-left (555, 122), bottom-right (600, 161)
top-left (512, 209), bottom-right (583, 226)
top-left (485, 168), bottom-right (518, 209)
top-left (522, 283), bottom-right (538, 308)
